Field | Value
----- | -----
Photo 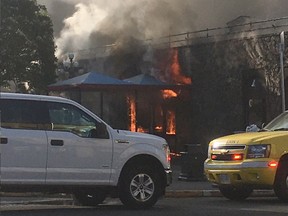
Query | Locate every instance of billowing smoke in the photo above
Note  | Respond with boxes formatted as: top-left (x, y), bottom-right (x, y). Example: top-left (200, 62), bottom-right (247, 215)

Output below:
top-left (39, 0), bottom-right (198, 59)
top-left (38, 0), bottom-right (288, 59)
top-left (37, 0), bottom-right (288, 81)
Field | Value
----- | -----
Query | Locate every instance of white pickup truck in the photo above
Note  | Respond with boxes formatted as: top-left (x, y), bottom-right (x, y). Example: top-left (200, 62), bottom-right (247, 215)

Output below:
top-left (0, 93), bottom-right (172, 209)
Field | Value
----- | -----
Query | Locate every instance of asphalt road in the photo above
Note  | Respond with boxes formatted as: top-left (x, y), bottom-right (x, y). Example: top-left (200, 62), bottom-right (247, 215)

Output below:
top-left (1, 197), bottom-right (288, 216)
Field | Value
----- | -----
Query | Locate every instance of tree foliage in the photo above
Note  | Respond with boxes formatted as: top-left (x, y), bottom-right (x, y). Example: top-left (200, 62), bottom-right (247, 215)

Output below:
top-left (0, 0), bottom-right (57, 94)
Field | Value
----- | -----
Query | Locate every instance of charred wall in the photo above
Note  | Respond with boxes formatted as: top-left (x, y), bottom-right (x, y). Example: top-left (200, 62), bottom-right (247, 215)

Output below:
top-left (186, 33), bottom-right (286, 147)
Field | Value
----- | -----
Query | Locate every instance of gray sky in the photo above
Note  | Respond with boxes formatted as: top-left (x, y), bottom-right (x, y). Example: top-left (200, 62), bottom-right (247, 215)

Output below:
top-left (37, 0), bottom-right (288, 58)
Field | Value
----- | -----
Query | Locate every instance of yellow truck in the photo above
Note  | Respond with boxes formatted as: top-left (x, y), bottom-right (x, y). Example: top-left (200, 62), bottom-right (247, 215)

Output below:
top-left (204, 111), bottom-right (288, 201)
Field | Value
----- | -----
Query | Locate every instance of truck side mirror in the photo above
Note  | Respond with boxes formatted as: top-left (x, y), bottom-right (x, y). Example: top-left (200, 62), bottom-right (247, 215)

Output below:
top-left (89, 123), bottom-right (109, 139)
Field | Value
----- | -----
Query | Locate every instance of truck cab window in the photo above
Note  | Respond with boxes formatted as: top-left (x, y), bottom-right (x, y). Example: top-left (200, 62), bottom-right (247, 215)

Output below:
top-left (48, 102), bottom-right (109, 139)
top-left (0, 99), bottom-right (49, 130)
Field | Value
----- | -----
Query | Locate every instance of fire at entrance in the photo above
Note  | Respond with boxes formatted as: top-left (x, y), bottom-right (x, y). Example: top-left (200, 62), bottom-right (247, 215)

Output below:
top-left (127, 48), bottom-right (191, 142)
top-left (127, 90), bottom-right (177, 135)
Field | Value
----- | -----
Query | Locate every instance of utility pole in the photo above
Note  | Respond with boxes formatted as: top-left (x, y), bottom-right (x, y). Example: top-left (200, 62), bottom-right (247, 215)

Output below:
top-left (280, 31), bottom-right (285, 112)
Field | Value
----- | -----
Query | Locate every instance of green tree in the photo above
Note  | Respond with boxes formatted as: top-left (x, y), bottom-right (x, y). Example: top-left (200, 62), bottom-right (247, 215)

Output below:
top-left (0, 0), bottom-right (57, 94)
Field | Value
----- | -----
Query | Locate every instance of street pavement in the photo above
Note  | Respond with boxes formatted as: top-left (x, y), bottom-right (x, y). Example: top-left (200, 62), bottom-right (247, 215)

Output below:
top-left (166, 163), bottom-right (221, 197)
top-left (0, 164), bottom-right (275, 206)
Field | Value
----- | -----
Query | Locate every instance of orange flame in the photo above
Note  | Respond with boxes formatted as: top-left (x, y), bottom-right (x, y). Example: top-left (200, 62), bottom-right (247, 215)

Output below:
top-left (127, 95), bottom-right (136, 132)
top-left (155, 126), bottom-right (163, 131)
top-left (170, 49), bottom-right (192, 85)
top-left (162, 89), bottom-right (177, 99)
top-left (166, 110), bottom-right (176, 135)
top-left (137, 126), bottom-right (147, 133)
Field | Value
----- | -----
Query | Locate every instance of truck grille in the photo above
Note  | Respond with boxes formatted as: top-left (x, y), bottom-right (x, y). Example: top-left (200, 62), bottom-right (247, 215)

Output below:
top-left (211, 145), bottom-right (246, 161)
top-left (212, 145), bottom-right (246, 150)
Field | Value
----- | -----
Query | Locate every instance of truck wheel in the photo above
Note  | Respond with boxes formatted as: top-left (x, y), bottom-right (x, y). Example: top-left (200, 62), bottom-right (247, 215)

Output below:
top-left (74, 190), bottom-right (106, 206)
top-left (219, 186), bottom-right (253, 201)
top-left (274, 161), bottom-right (288, 202)
top-left (119, 165), bottom-right (161, 209)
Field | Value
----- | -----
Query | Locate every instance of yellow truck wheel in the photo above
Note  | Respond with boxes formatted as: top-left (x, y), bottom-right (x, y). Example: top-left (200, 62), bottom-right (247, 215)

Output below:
top-left (274, 161), bottom-right (288, 202)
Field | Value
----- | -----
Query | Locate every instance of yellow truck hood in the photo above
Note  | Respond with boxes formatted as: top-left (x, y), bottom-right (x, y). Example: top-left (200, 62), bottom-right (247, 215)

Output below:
top-left (211, 131), bottom-right (288, 145)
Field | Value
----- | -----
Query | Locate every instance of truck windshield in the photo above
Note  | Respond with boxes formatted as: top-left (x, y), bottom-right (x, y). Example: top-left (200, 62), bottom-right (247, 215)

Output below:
top-left (264, 112), bottom-right (288, 131)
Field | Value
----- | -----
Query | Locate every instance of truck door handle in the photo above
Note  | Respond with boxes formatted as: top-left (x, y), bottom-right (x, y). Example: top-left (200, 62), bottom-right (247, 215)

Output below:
top-left (0, 137), bottom-right (8, 144)
top-left (51, 140), bottom-right (64, 146)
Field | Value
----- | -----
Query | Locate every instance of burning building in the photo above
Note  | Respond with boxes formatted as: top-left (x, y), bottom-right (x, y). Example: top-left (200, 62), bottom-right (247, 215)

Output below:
top-left (49, 48), bottom-right (193, 153)
top-left (51, 11), bottom-right (288, 155)
top-left (50, 38), bottom-right (194, 153)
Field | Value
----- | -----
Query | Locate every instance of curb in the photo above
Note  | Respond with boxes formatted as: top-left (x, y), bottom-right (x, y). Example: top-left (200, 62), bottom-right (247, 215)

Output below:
top-left (0, 198), bottom-right (74, 206)
top-left (166, 190), bottom-right (222, 198)
top-left (166, 189), bottom-right (275, 198)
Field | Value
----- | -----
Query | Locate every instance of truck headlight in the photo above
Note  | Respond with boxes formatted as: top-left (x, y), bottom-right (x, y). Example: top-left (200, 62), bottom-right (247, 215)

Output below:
top-left (163, 144), bottom-right (171, 165)
top-left (247, 144), bottom-right (271, 159)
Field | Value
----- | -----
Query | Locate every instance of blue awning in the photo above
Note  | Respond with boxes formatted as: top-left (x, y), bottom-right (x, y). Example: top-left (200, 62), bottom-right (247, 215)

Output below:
top-left (124, 74), bottom-right (166, 85)
top-left (49, 72), bottom-right (129, 87)
top-left (48, 72), bottom-right (190, 91)
top-left (48, 72), bottom-right (132, 91)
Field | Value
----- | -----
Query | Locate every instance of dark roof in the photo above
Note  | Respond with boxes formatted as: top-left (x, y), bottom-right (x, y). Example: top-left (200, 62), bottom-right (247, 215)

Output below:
top-left (124, 74), bottom-right (166, 85)
top-left (48, 72), bottom-right (130, 90)
top-left (48, 72), bottom-right (191, 92)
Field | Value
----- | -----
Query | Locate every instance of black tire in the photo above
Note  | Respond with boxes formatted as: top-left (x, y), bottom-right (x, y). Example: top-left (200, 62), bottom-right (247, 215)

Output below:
top-left (119, 165), bottom-right (161, 209)
top-left (74, 189), bottom-right (106, 206)
top-left (274, 161), bottom-right (288, 202)
top-left (219, 185), bottom-right (253, 201)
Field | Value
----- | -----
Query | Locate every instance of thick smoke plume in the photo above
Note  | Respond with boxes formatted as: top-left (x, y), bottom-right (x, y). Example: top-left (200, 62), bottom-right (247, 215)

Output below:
top-left (40, 0), bottom-right (197, 59)
top-left (37, 0), bottom-right (288, 85)
top-left (38, 0), bottom-right (288, 60)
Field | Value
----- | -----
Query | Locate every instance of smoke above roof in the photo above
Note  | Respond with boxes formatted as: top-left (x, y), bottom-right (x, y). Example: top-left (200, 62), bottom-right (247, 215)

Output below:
top-left (43, 0), bottom-right (197, 59)
top-left (38, 0), bottom-right (288, 59)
